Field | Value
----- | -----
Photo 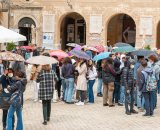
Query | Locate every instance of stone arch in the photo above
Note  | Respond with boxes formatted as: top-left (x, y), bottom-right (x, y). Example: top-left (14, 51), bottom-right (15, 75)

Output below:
top-left (105, 13), bottom-right (136, 47)
top-left (57, 12), bottom-right (87, 50)
top-left (156, 20), bottom-right (160, 49)
top-left (17, 16), bottom-right (37, 46)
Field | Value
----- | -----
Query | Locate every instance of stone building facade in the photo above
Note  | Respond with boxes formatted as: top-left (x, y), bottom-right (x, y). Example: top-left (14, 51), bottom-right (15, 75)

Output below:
top-left (1, 0), bottom-right (160, 50)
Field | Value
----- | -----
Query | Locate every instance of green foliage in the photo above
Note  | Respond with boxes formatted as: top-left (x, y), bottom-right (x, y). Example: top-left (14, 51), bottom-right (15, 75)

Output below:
top-left (6, 42), bottom-right (16, 51)
top-left (144, 45), bottom-right (151, 50)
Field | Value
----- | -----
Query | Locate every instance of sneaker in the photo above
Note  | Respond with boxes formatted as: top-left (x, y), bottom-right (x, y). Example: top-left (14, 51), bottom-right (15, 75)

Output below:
top-left (118, 103), bottom-right (123, 106)
top-left (97, 93), bottom-right (103, 97)
top-left (76, 101), bottom-right (84, 106)
top-left (126, 111), bottom-right (131, 115)
top-left (130, 109), bottom-right (138, 114)
top-left (103, 103), bottom-right (109, 106)
top-left (42, 121), bottom-right (47, 125)
top-left (143, 113), bottom-right (150, 116)
top-left (109, 104), bottom-right (115, 107)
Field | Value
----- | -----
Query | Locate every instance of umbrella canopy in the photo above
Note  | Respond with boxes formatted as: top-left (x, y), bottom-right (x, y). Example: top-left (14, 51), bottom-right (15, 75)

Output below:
top-left (0, 26), bottom-right (26, 43)
top-left (115, 42), bottom-right (132, 47)
top-left (113, 46), bottom-right (136, 53)
top-left (20, 46), bottom-right (34, 51)
top-left (70, 50), bottom-right (91, 60)
top-left (0, 52), bottom-right (25, 61)
top-left (92, 45), bottom-right (105, 53)
top-left (50, 50), bottom-right (69, 60)
top-left (93, 52), bottom-right (111, 61)
top-left (26, 55), bottom-right (58, 65)
top-left (131, 49), bottom-right (157, 57)
top-left (66, 43), bottom-right (81, 48)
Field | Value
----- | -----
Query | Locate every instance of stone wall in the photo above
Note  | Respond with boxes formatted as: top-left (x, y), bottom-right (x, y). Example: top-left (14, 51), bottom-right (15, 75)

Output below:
top-left (8, 0), bottom-right (160, 49)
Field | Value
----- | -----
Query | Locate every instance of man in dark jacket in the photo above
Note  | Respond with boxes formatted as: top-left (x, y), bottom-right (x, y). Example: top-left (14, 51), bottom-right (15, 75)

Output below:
top-left (32, 44), bottom-right (40, 56)
top-left (121, 60), bottom-right (138, 115)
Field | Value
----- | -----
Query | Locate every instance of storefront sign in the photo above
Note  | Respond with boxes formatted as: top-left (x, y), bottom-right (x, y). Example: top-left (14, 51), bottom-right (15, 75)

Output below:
top-left (43, 33), bottom-right (54, 49)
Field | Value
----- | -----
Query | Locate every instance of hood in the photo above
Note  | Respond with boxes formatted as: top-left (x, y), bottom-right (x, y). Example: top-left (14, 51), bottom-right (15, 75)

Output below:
top-left (143, 67), bottom-right (153, 73)
top-left (21, 78), bottom-right (27, 86)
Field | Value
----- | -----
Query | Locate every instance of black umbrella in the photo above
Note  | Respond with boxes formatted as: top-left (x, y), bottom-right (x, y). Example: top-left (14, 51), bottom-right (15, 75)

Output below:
top-left (131, 49), bottom-right (157, 57)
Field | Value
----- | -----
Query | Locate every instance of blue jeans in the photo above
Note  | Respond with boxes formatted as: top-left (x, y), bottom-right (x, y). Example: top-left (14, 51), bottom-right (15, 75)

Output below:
top-left (119, 86), bottom-right (125, 104)
top-left (137, 88), bottom-right (145, 109)
top-left (125, 90), bottom-right (134, 112)
top-left (7, 105), bottom-right (23, 130)
top-left (61, 79), bottom-right (66, 100)
top-left (97, 78), bottom-right (103, 94)
top-left (143, 92), bottom-right (154, 115)
top-left (151, 90), bottom-right (157, 108)
top-left (88, 80), bottom-right (95, 103)
top-left (64, 78), bottom-right (74, 103)
top-left (113, 82), bottom-right (120, 103)
top-left (157, 80), bottom-right (160, 94)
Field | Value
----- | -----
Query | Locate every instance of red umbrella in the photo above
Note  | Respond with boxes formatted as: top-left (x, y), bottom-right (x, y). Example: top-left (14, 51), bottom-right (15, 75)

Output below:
top-left (92, 45), bottom-right (105, 53)
top-left (50, 50), bottom-right (69, 60)
top-left (20, 46), bottom-right (34, 50)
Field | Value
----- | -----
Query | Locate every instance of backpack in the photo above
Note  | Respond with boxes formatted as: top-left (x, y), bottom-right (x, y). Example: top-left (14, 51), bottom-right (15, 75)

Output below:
top-left (142, 70), bottom-right (157, 91)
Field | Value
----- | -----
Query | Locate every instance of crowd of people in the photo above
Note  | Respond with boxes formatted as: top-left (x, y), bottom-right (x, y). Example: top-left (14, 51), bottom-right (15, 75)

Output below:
top-left (0, 45), bottom-right (160, 130)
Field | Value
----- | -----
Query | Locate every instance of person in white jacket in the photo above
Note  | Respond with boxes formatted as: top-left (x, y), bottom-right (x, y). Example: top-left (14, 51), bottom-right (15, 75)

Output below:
top-left (87, 60), bottom-right (97, 103)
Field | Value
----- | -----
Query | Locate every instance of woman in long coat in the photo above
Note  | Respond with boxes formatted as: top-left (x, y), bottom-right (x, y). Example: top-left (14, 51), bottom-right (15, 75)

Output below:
top-left (76, 59), bottom-right (88, 106)
top-left (37, 64), bottom-right (57, 125)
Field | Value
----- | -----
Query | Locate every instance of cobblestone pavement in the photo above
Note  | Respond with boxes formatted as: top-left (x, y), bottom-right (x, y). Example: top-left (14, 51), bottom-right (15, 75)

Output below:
top-left (1, 80), bottom-right (160, 130)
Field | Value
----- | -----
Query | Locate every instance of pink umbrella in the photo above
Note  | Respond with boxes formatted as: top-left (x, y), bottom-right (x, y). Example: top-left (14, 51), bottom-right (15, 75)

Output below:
top-left (92, 45), bottom-right (105, 53)
top-left (20, 46), bottom-right (34, 51)
top-left (50, 50), bottom-right (69, 60)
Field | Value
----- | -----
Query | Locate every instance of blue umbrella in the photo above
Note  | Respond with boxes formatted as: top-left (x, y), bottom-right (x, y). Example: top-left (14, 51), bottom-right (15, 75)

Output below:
top-left (115, 42), bottom-right (132, 47)
top-left (113, 46), bottom-right (135, 53)
top-left (70, 50), bottom-right (91, 60)
top-left (93, 52), bottom-right (111, 61)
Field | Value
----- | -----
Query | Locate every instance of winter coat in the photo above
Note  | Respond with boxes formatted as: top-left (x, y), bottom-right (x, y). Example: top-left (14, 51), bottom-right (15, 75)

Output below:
top-left (62, 63), bottom-right (75, 79)
top-left (139, 67), bottom-right (153, 92)
top-left (7, 78), bottom-right (27, 105)
top-left (102, 64), bottom-right (116, 84)
top-left (76, 63), bottom-right (88, 91)
top-left (136, 65), bottom-right (144, 87)
top-left (121, 67), bottom-right (134, 90)
top-left (37, 70), bottom-right (56, 100)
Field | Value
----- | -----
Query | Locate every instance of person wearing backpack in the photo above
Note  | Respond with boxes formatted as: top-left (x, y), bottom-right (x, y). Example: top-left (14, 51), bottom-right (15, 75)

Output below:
top-left (139, 60), bottom-right (156, 116)
top-left (6, 71), bottom-right (27, 130)
top-left (148, 54), bottom-right (160, 109)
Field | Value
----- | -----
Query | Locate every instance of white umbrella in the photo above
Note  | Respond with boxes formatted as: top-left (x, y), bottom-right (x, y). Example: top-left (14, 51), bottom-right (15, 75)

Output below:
top-left (26, 55), bottom-right (58, 65)
top-left (0, 26), bottom-right (26, 43)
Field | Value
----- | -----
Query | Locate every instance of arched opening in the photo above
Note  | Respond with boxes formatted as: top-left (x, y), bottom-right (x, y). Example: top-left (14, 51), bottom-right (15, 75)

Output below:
top-left (60, 12), bottom-right (86, 50)
top-left (107, 14), bottom-right (136, 47)
top-left (18, 17), bottom-right (36, 46)
top-left (156, 21), bottom-right (160, 49)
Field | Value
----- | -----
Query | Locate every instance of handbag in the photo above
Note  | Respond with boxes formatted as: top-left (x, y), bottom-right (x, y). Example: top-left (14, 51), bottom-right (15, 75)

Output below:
top-left (0, 92), bottom-right (11, 110)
